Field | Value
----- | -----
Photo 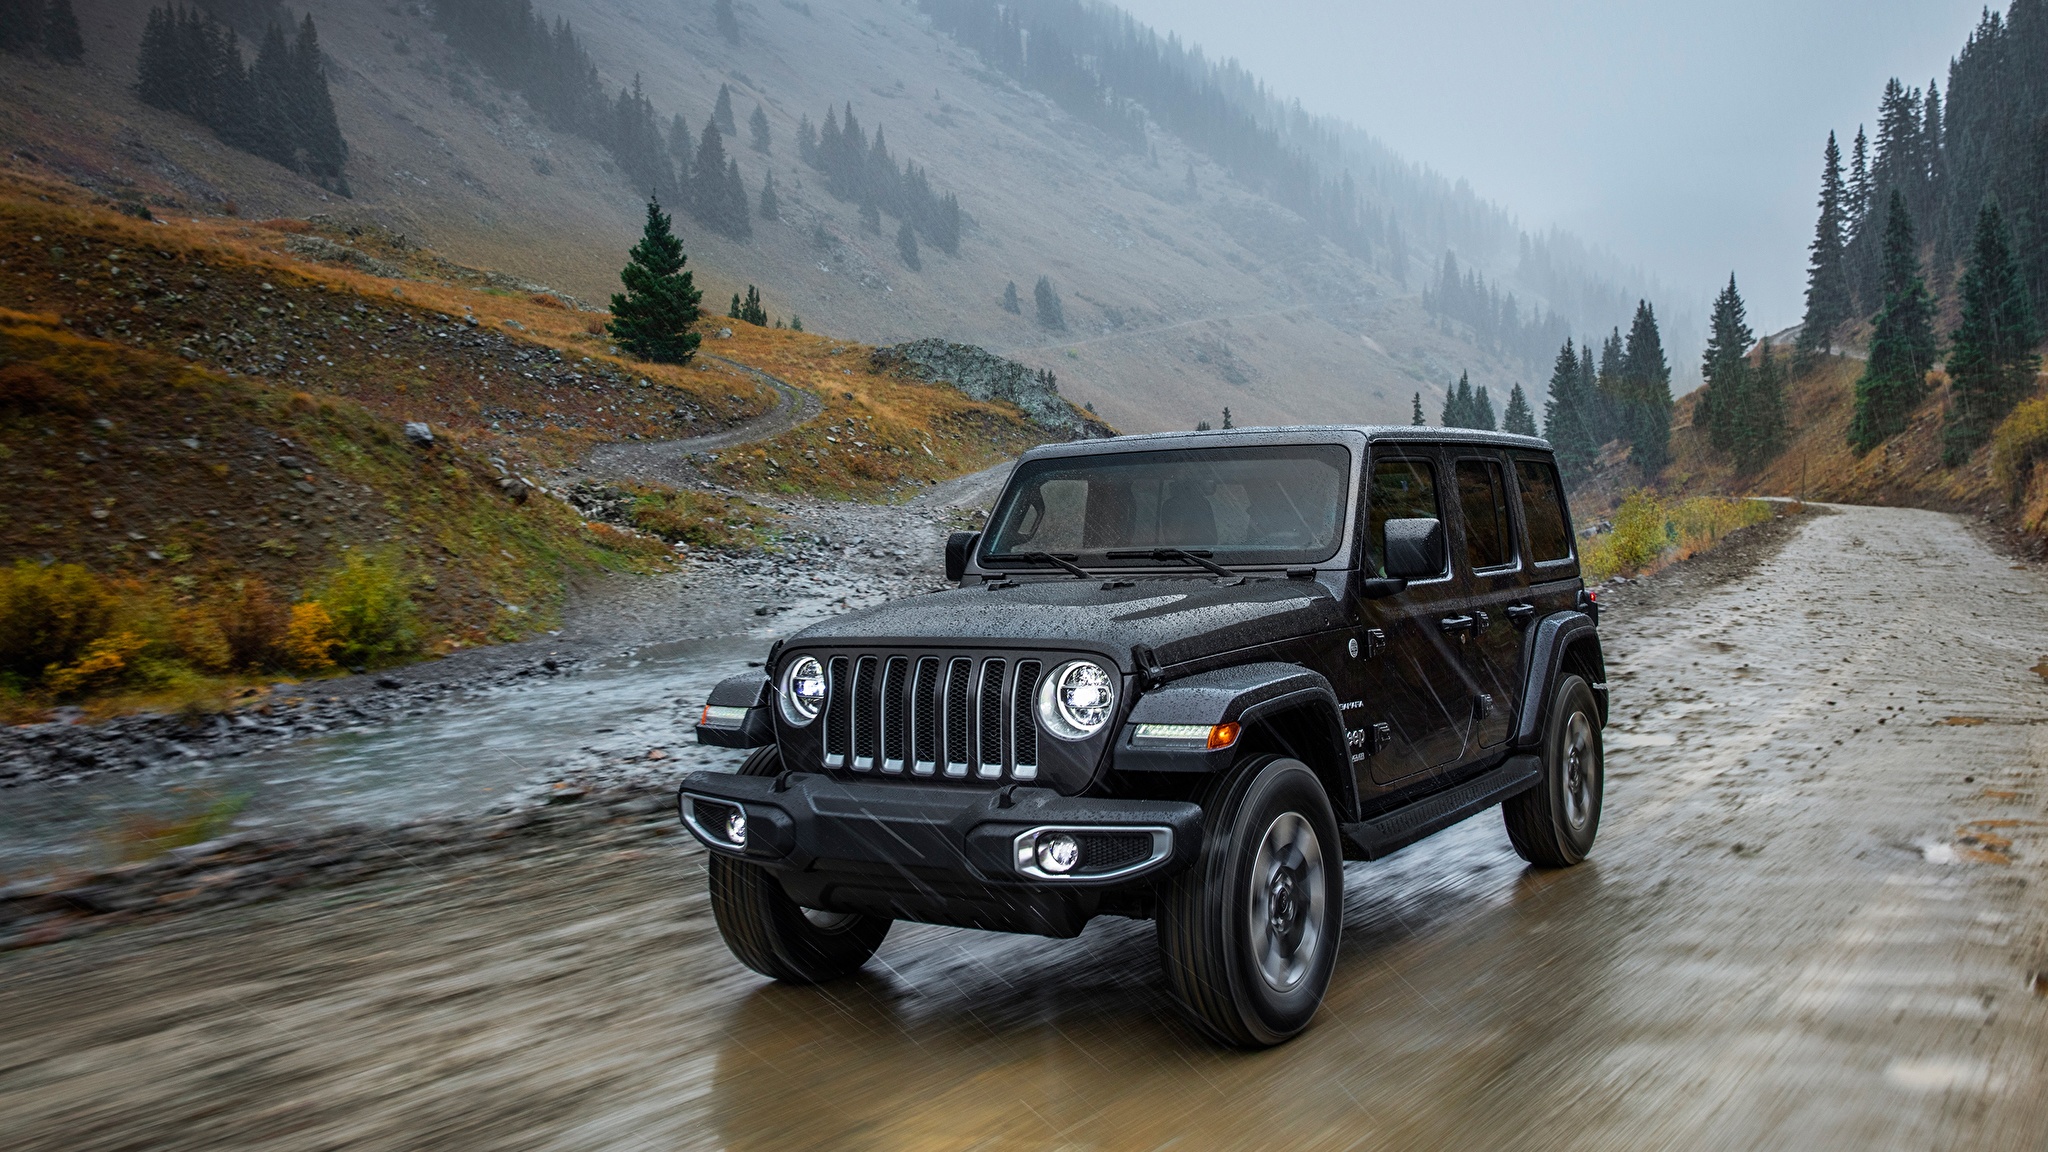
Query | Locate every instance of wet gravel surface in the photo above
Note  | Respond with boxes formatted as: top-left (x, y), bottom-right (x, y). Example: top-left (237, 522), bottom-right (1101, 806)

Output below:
top-left (3, 504), bottom-right (2045, 1150)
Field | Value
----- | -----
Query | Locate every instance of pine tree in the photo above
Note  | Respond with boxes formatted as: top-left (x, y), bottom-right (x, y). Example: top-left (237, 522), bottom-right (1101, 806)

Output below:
top-left (688, 118), bottom-right (732, 233)
top-left (1502, 383), bottom-right (1537, 436)
top-left (1798, 132), bottom-right (1853, 362)
top-left (731, 284), bottom-right (766, 325)
top-left (248, 21), bottom-right (299, 169)
top-left (858, 195), bottom-right (881, 234)
top-left (723, 157), bottom-right (751, 239)
top-left (1410, 392), bottom-right (1424, 425)
top-left (42, 0), bottom-right (83, 61)
top-left (1620, 301), bottom-right (1674, 473)
top-left (1849, 125), bottom-right (1872, 224)
top-left (796, 114), bottom-right (816, 165)
top-left (1543, 339), bottom-right (1598, 479)
top-left (1442, 371), bottom-right (1484, 428)
top-left (790, 315), bottom-right (803, 332)
top-left (757, 170), bottom-right (779, 220)
top-left (1001, 280), bottom-right (1021, 313)
top-left (1594, 328), bottom-right (1626, 447)
top-left (1221, 407), bottom-right (1234, 429)
top-left (668, 113), bottom-right (692, 162)
top-left (1700, 274), bottom-right (1755, 456)
top-left (714, 0), bottom-right (740, 45)
top-left (1734, 338), bottom-right (1787, 474)
top-left (607, 196), bottom-right (703, 364)
top-left (748, 103), bottom-right (770, 153)
top-left (134, 7), bottom-right (179, 107)
top-left (713, 83), bottom-right (736, 135)
top-left (1034, 276), bottom-right (1064, 330)
top-left (897, 219), bottom-right (921, 270)
top-left (1943, 201), bottom-right (2042, 464)
top-left (1850, 189), bottom-right (1938, 453)
top-left (289, 15), bottom-right (347, 183)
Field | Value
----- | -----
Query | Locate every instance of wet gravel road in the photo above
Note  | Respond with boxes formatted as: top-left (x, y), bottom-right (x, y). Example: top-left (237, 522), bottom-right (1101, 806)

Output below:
top-left (3, 504), bottom-right (2045, 1151)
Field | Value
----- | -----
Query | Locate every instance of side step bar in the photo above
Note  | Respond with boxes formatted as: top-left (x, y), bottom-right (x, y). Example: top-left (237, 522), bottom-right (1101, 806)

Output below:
top-left (1341, 754), bottom-right (1541, 861)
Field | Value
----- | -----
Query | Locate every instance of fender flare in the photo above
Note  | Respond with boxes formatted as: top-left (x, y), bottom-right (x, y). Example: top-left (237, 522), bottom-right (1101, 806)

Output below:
top-left (1112, 661), bottom-right (1354, 814)
top-left (694, 672), bottom-right (775, 748)
top-left (1515, 611), bottom-right (1606, 748)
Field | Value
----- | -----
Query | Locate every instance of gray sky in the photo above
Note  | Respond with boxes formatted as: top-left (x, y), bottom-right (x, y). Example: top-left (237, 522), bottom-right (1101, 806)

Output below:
top-left (1116, 0), bottom-right (1988, 331)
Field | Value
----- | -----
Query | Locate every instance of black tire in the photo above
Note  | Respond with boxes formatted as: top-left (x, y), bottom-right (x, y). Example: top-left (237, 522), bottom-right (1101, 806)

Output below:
top-left (705, 748), bottom-right (891, 983)
top-left (1502, 673), bottom-right (1603, 867)
top-left (1156, 756), bottom-right (1344, 1048)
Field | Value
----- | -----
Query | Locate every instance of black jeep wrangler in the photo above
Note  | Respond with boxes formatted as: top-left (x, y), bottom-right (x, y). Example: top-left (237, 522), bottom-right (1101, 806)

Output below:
top-left (680, 426), bottom-right (1607, 1047)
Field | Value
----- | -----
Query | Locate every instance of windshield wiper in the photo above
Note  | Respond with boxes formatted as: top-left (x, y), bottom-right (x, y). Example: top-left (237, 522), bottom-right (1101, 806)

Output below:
top-left (1104, 548), bottom-right (1245, 583)
top-left (1010, 551), bottom-right (1097, 580)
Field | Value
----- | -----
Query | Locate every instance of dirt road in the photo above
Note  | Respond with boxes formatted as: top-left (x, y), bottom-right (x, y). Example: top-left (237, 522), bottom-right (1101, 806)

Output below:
top-left (3, 504), bottom-right (2045, 1150)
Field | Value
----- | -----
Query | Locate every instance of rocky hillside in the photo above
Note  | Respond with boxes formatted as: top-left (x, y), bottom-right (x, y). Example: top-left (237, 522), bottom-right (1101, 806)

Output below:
top-left (0, 174), bottom-right (1060, 717)
top-left (0, 0), bottom-right (1654, 435)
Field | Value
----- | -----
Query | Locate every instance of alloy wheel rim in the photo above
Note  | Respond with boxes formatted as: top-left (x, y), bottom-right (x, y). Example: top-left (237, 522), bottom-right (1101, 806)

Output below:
top-left (1246, 811), bottom-right (1326, 994)
top-left (1562, 711), bottom-right (1594, 830)
top-left (802, 907), bottom-right (859, 932)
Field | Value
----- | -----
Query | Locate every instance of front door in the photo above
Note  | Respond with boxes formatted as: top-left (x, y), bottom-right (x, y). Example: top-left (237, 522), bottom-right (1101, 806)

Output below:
top-left (1353, 450), bottom-right (1472, 786)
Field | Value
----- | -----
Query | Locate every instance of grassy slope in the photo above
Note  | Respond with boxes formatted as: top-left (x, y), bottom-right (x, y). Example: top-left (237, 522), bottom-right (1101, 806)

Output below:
top-left (0, 0), bottom-right (1556, 436)
top-left (1664, 355), bottom-right (2048, 548)
top-left (0, 175), bottom-right (1058, 715)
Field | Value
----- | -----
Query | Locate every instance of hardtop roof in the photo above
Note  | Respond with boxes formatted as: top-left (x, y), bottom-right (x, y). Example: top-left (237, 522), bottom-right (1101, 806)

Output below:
top-left (1019, 424), bottom-right (1551, 462)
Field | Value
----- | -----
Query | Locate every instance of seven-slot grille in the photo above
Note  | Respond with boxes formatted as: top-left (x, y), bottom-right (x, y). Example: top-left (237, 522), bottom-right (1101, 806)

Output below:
top-left (816, 654), bottom-right (1046, 780)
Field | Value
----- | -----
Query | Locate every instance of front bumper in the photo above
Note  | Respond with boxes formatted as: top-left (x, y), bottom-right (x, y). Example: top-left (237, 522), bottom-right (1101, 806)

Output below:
top-left (676, 771), bottom-right (1203, 936)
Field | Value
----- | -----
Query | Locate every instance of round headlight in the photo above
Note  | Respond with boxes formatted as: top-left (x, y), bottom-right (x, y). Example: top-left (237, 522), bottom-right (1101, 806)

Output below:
top-left (779, 656), bottom-right (827, 726)
top-left (1037, 660), bottom-right (1116, 740)
top-left (725, 810), bottom-right (749, 846)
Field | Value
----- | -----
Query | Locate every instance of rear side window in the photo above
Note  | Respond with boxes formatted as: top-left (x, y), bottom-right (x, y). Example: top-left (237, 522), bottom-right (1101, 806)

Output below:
top-left (1515, 459), bottom-right (1574, 563)
top-left (1456, 458), bottom-right (1515, 571)
top-left (1366, 457), bottom-right (1442, 576)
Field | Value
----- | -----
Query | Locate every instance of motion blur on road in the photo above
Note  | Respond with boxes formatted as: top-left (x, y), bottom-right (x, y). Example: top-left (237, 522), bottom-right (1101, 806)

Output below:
top-left (3, 503), bottom-right (2046, 1150)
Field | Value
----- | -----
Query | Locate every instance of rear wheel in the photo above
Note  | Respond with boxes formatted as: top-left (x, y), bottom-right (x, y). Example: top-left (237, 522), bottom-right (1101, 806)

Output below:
top-left (1156, 756), bottom-right (1343, 1047)
top-left (705, 748), bottom-right (891, 983)
top-left (1502, 673), bottom-right (1603, 867)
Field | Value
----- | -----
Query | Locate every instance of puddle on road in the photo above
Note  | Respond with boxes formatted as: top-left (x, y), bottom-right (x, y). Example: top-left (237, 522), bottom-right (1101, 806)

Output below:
top-left (1885, 1057), bottom-right (2007, 1095)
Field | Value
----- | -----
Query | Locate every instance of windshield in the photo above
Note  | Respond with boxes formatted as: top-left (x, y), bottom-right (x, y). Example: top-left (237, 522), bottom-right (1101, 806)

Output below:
top-left (983, 444), bottom-right (1352, 567)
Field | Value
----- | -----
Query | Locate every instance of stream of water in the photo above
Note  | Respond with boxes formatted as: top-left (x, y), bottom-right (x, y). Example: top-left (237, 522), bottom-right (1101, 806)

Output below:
top-left (0, 632), bottom-right (764, 880)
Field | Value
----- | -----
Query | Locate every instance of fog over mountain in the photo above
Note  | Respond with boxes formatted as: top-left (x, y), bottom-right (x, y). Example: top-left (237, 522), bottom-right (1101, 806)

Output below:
top-left (1122, 0), bottom-right (1989, 332)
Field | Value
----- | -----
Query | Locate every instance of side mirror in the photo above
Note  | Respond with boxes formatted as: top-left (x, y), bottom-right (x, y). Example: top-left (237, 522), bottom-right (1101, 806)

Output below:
top-left (945, 531), bottom-right (982, 583)
top-left (1382, 517), bottom-right (1445, 580)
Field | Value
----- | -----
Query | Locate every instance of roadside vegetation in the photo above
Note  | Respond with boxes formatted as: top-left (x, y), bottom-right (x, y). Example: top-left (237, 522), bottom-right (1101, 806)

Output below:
top-left (1579, 492), bottom-right (1779, 582)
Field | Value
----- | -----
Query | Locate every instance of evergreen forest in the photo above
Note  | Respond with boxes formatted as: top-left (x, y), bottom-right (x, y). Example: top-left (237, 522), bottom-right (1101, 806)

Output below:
top-left (133, 6), bottom-right (349, 189)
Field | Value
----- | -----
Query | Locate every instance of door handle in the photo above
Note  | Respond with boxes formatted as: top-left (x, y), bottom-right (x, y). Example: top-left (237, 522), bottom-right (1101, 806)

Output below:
top-left (1438, 614), bottom-right (1475, 634)
top-left (1505, 603), bottom-right (1537, 627)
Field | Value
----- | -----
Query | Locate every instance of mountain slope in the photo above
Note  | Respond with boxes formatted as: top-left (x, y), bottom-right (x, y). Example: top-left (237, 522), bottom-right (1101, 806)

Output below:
top-left (0, 0), bottom-right (1663, 434)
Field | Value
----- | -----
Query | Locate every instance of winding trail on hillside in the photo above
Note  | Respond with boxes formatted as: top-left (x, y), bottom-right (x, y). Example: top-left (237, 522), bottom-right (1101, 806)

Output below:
top-left (579, 355), bottom-right (822, 486)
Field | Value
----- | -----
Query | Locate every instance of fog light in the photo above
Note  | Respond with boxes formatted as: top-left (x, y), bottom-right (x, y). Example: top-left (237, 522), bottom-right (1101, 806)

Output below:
top-left (1035, 832), bottom-right (1079, 874)
top-left (725, 810), bottom-right (748, 846)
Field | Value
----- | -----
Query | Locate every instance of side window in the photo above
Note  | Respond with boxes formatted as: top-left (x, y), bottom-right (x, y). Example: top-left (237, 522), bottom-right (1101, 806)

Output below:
top-left (1366, 457), bottom-right (1442, 577)
top-left (1515, 459), bottom-right (1575, 563)
top-left (1455, 458), bottom-right (1515, 571)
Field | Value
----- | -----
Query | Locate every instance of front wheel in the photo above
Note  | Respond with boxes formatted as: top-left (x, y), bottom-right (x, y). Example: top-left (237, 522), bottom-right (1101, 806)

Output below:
top-left (1502, 673), bottom-right (1604, 867)
top-left (704, 748), bottom-right (891, 983)
top-left (1156, 756), bottom-right (1343, 1047)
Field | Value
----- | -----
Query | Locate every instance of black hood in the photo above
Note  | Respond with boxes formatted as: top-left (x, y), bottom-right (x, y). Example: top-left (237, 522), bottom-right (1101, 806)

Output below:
top-left (787, 576), bottom-right (1348, 670)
